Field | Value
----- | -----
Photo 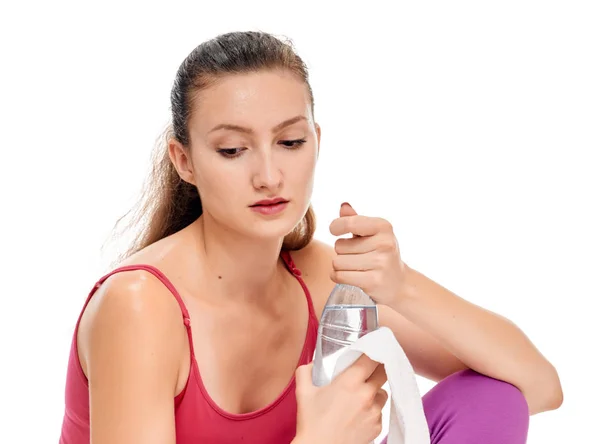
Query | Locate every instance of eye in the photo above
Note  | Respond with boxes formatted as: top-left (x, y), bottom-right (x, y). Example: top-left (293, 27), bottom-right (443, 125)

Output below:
top-left (216, 147), bottom-right (246, 158)
top-left (216, 139), bottom-right (306, 159)
top-left (280, 138), bottom-right (307, 149)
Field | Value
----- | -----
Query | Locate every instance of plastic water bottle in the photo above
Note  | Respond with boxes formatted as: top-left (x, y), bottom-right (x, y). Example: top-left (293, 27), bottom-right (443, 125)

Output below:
top-left (312, 283), bottom-right (379, 386)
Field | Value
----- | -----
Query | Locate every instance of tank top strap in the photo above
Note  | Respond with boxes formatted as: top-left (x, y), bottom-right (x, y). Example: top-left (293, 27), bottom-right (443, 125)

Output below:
top-left (280, 250), bottom-right (318, 323)
top-left (85, 264), bottom-right (195, 354)
top-left (280, 249), bottom-right (301, 276)
top-left (95, 264), bottom-right (191, 318)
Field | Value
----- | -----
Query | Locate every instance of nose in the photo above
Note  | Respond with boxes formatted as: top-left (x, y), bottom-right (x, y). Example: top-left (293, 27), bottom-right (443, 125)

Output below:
top-left (251, 149), bottom-right (283, 191)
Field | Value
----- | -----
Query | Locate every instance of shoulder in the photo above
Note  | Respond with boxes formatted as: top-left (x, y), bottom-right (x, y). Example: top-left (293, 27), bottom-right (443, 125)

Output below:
top-left (291, 238), bottom-right (336, 269)
top-left (287, 239), bottom-right (337, 313)
top-left (75, 268), bottom-right (186, 440)
top-left (77, 268), bottom-right (186, 380)
top-left (82, 269), bottom-right (184, 331)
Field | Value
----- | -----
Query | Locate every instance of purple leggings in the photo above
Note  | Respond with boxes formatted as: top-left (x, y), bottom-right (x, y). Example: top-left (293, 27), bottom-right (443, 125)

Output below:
top-left (382, 369), bottom-right (530, 444)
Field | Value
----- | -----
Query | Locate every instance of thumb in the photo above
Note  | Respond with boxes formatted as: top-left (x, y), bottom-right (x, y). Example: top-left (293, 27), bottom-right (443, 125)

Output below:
top-left (340, 202), bottom-right (358, 218)
top-left (295, 362), bottom-right (315, 394)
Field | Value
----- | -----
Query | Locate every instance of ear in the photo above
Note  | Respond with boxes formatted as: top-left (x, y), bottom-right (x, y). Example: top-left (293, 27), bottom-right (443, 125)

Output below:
top-left (315, 122), bottom-right (321, 157)
top-left (168, 138), bottom-right (196, 186)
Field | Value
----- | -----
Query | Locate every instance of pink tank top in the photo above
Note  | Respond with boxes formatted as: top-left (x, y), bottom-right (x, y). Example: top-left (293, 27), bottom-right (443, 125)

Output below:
top-left (59, 250), bottom-right (319, 443)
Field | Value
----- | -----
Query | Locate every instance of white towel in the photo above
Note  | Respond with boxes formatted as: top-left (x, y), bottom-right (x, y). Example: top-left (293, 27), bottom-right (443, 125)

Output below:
top-left (331, 326), bottom-right (431, 444)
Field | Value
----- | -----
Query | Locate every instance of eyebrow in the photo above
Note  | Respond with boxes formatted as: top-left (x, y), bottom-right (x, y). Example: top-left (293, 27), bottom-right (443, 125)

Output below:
top-left (208, 115), bottom-right (308, 135)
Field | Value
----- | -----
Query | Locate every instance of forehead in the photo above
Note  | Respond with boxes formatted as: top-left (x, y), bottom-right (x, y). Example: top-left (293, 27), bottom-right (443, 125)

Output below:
top-left (190, 70), bottom-right (312, 134)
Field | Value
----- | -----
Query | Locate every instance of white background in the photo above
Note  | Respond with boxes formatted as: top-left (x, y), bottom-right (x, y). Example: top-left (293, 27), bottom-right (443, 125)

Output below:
top-left (1, 1), bottom-right (598, 442)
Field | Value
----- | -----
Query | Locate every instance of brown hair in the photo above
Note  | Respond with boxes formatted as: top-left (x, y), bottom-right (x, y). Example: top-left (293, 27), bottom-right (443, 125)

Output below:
top-left (108, 31), bottom-right (316, 266)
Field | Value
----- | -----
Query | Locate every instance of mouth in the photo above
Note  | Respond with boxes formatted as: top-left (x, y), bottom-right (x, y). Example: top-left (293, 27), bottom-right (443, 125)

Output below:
top-left (250, 197), bottom-right (289, 207)
top-left (249, 198), bottom-right (290, 215)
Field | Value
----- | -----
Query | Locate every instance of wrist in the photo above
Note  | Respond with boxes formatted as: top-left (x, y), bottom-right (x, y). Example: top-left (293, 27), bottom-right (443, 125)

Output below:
top-left (293, 431), bottom-right (319, 444)
top-left (291, 435), bottom-right (308, 444)
top-left (389, 262), bottom-right (417, 312)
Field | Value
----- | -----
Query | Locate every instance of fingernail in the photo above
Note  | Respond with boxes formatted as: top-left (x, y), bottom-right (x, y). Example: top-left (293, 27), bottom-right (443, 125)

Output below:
top-left (341, 202), bottom-right (350, 207)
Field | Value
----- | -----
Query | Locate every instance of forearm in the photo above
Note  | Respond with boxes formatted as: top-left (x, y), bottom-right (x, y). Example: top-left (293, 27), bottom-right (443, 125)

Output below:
top-left (389, 263), bottom-right (563, 414)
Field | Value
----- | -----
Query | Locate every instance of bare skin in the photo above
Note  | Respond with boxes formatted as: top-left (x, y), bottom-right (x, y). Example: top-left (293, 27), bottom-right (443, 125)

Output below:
top-left (76, 70), bottom-right (561, 444)
top-left (77, 70), bottom-right (393, 443)
top-left (77, 219), bottom-right (465, 443)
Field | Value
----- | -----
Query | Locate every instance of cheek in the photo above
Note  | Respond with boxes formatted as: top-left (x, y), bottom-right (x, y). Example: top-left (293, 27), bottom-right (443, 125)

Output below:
top-left (193, 157), bottom-right (240, 204)
top-left (198, 174), bottom-right (238, 203)
top-left (287, 149), bottom-right (317, 191)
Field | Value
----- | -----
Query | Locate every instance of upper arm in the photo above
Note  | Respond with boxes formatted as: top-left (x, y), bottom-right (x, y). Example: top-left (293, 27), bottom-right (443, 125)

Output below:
top-left (78, 271), bottom-right (185, 444)
top-left (297, 239), bottom-right (468, 383)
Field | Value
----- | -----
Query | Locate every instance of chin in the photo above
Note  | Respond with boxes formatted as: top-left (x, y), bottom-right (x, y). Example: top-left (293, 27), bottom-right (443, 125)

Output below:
top-left (250, 220), bottom-right (298, 242)
top-left (245, 212), bottom-right (304, 242)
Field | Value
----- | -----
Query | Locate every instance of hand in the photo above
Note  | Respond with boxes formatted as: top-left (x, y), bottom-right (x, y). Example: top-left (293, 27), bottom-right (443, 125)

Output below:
top-left (329, 202), bottom-right (407, 306)
top-left (294, 355), bottom-right (388, 444)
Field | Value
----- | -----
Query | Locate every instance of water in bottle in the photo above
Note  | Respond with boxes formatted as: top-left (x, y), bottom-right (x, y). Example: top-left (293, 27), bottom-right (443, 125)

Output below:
top-left (312, 283), bottom-right (379, 386)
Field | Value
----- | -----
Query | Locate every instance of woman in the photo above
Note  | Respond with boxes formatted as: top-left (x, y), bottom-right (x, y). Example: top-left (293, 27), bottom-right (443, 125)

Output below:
top-left (59, 31), bottom-right (562, 444)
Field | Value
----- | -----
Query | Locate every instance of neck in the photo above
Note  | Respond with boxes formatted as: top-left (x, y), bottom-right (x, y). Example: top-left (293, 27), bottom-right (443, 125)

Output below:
top-left (193, 215), bottom-right (287, 303)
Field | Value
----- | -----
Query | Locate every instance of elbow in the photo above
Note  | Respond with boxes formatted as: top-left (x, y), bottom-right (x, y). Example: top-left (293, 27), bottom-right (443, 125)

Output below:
top-left (545, 364), bottom-right (563, 410)
top-left (525, 364), bottom-right (563, 415)
top-left (547, 367), bottom-right (564, 410)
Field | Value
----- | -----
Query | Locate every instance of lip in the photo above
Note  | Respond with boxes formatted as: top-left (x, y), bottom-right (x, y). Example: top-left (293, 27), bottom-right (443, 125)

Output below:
top-left (250, 197), bottom-right (289, 207)
top-left (249, 198), bottom-right (289, 216)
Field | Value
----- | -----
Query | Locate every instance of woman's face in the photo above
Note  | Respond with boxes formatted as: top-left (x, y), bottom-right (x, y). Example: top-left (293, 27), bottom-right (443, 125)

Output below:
top-left (174, 70), bottom-right (320, 242)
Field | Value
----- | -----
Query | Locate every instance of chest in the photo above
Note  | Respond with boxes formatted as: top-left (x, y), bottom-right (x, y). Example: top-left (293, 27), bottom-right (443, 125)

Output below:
top-left (185, 284), bottom-right (313, 415)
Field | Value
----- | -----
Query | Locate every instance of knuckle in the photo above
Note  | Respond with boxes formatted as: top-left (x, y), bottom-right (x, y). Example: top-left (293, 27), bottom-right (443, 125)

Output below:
top-left (367, 409), bottom-right (383, 440)
top-left (377, 389), bottom-right (389, 407)
top-left (378, 236), bottom-right (395, 252)
top-left (373, 254), bottom-right (386, 268)
top-left (359, 387), bottom-right (373, 409)
top-left (371, 272), bottom-right (384, 287)
top-left (377, 217), bottom-right (392, 230)
top-left (373, 408), bottom-right (383, 422)
top-left (374, 408), bottom-right (383, 423)
top-left (330, 270), bottom-right (339, 282)
top-left (381, 389), bottom-right (389, 402)
top-left (374, 419), bottom-right (383, 436)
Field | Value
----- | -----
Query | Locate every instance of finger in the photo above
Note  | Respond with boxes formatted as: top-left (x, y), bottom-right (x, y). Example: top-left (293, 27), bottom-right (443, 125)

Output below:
top-left (366, 364), bottom-right (388, 391)
top-left (295, 362), bottom-right (314, 394)
top-left (334, 236), bottom-right (379, 255)
top-left (330, 269), bottom-right (375, 290)
top-left (336, 354), bottom-right (380, 384)
top-left (332, 250), bottom-right (381, 272)
top-left (370, 411), bottom-right (384, 441)
top-left (339, 202), bottom-right (358, 218)
top-left (329, 215), bottom-right (384, 237)
top-left (374, 388), bottom-right (389, 409)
